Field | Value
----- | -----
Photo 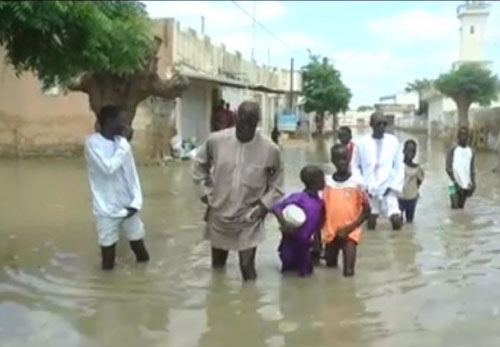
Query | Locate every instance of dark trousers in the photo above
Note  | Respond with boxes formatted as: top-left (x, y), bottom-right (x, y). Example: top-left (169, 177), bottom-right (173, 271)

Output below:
top-left (398, 198), bottom-right (418, 223)
top-left (450, 187), bottom-right (471, 209)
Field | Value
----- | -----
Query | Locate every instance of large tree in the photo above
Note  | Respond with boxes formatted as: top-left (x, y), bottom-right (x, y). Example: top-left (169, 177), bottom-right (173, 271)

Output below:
top-left (435, 63), bottom-right (499, 127)
top-left (302, 55), bottom-right (351, 136)
top-left (405, 78), bottom-right (432, 116)
top-left (0, 1), bottom-right (189, 124)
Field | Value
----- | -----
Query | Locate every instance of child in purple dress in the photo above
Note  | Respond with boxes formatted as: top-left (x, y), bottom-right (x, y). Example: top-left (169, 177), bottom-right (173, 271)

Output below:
top-left (272, 166), bottom-right (325, 276)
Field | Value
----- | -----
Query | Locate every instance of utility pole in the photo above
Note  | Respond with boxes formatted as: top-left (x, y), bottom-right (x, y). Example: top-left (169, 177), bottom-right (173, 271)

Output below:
top-left (289, 57), bottom-right (294, 113)
top-left (267, 47), bottom-right (270, 65)
top-left (201, 16), bottom-right (205, 35)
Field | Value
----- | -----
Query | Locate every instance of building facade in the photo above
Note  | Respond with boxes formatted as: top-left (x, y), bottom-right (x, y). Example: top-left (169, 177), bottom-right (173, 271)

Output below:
top-left (0, 18), bottom-right (301, 159)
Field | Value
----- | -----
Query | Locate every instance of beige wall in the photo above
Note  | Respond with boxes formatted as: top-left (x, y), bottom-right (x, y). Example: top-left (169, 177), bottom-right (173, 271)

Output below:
top-left (0, 48), bottom-right (94, 156)
top-left (0, 20), bottom-right (176, 159)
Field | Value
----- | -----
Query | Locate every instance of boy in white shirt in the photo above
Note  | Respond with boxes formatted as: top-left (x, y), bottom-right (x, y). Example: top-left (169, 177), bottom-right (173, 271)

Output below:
top-left (446, 126), bottom-right (476, 209)
top-left (84, 105), bottom-right (150, 270)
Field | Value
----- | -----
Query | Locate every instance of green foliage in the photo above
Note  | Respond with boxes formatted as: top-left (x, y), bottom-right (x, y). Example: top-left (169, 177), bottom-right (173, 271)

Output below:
top-left (435, 63), bottom-right (500, 107)
top-left (405, 78), bottom-right (433, 94)
top-left (0, 1), bottom-right (152, 89)
top-left (302, 55), bottom-right (351, 116)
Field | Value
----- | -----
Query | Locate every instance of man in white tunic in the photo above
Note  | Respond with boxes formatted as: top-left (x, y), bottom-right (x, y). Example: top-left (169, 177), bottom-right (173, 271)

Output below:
top-left (446, 126), bottom-right (476, 209)
top-left (84, 105), bottom-right (150, 270)
top-left (193, 101), bottom-right (284, 281)
top-left (351, 112), bottom-right (404, 230)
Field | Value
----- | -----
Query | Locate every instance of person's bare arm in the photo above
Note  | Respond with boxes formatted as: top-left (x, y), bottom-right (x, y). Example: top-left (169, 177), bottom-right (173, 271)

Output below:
top-left (445, 147), bottom-right (456, 184)
top-left (337, 192), bottom-right (370, 239)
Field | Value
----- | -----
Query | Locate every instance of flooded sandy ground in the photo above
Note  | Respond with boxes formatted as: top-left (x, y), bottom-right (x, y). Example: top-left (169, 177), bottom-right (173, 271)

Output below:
top-left (1, 130), bottom-right (500, 347)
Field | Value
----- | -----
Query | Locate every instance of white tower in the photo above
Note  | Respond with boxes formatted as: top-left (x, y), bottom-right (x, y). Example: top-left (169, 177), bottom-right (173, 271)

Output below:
top-left (454, 0), bottom-right (491, 69)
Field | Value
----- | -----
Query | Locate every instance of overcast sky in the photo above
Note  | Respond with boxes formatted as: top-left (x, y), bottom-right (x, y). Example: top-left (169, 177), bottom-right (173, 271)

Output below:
top-left (143, 1), bottom-right (500, 107)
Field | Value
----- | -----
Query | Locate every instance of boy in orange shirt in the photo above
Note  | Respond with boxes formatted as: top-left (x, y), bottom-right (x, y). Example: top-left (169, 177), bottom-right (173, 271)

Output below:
top-left (323, 144), bottom-right (370, 277)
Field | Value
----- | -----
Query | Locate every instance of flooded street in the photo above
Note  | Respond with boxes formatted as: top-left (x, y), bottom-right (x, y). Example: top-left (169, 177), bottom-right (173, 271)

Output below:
top-left (2, 130), bottom-right (500, 347)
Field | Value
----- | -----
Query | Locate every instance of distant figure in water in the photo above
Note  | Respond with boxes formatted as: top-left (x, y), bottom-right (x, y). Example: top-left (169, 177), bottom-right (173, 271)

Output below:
top-left (398, 139), bottom-right (425, 223)
top-left (323, 144), bottom-right (369, 277)
top-left (84, 105), bottom-right (150, 270)
top-left (338, 126), bottom-right (354, 160)
top-left (446, 126), bottom-right (476, 209)
top-left (351, 112), bottom-right (404, 231)
top-left (272, 165), bottom-right (325, 277)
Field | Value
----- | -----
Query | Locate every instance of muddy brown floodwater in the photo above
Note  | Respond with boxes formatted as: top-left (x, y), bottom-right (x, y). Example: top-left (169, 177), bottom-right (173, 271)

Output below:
top-left (1, 130), bottom-right (500, 347)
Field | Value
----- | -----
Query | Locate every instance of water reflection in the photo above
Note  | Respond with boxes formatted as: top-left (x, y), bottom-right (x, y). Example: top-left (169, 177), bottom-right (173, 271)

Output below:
top-left (1, 131), bottom-right (500, 346)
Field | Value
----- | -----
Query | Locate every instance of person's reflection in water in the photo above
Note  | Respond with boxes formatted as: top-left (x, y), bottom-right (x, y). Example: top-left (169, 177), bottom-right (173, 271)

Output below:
top-left (277, 277), bottom-right (325, 347)
top-left (76, 289), bottom-right (170, 346)
top-left (199, 275), bottom-right (267, 347)
top-left (319, 279), bottom-right (370, 347)
top-left (389, 231), bottom-right (423, 292)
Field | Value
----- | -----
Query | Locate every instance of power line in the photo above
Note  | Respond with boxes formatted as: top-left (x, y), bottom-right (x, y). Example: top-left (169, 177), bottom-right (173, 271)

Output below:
top-left (230, 0), bottom-right (292, 50)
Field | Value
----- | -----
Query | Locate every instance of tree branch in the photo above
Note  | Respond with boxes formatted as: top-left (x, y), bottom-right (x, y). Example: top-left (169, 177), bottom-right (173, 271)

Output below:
top-left (149, 72), bottom-right (190, 99)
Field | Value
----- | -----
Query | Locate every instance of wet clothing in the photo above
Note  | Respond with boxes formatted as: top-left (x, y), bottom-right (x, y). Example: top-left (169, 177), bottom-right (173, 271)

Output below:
top-left (84, 133), bottom-right (145, 246)
top-left (193, 128), bottom-right (284, 251)
top-left (85, 133), bottom-right (143, 218)
top-left (272, 192), bottom-right (324, 276)
top-left (351, 133), bottom-right (404, 217)
top-left (398, 198), bottom-right (418, 223)
top-left (399, 164), bottom-right (425, 201)
top-left (446, 145), bottom-right (475, 209)
top-left (398, 163), bottom-right (424, 223)
top-left (323, 174), bottom-right (366, 244)
top-left (446, 146), bottom-right (475, 190)
top-left (94, 213), bottom-right (145, 247)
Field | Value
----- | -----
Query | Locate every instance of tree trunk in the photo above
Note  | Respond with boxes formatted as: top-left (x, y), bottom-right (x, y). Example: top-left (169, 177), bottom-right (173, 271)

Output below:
top-left (454, 96), bottom-right (472, 128)
top-left (315, 112), bottom-right (325, 135)
top-left (68, 37), bottom-right (189, 126)
top-left (332, 112), bottom-right (338, 141)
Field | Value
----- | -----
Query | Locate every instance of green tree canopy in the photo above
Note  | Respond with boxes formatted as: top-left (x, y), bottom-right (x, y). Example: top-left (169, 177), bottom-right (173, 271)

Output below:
top-left (404, 78), bottom-right (433, 116)
top-left (302, 55), bottom-right (351, 134)
top-left (0, 1), bottom-right (188, 120)
top-left (435, 63), bottom-right (499, 127)
top-left (0, 1), bottom-right (151, 89)
top-left (405, 78), bottom-right (433, 94)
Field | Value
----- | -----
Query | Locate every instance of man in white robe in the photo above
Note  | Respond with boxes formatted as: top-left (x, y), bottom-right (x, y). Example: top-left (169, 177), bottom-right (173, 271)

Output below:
top-left (193, 101), bottom-right (284, 281)
top-left (84, 105), bottom-right (150, 270)
top-left (351, 112), bottom-right (404, 230)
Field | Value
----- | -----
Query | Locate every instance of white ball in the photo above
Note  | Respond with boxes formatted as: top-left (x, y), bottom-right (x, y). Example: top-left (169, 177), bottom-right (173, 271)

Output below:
top-left (282, 204), bottom-right (306, 228)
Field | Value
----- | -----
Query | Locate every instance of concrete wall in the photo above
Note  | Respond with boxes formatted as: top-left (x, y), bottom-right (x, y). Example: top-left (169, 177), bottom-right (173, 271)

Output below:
top-left (171, 18), bottom-right (302, 93)
top-left (178, 80), bottom-right (212, 144)
top-left (164, 17), bottom-right (300, 143)
top-left (0, 48), bottom-right (94, 157)
top-left (426, 91), bottom-right (500, 150)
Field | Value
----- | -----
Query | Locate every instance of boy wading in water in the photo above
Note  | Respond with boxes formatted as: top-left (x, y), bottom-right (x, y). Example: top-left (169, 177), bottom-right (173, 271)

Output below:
top-left (446, 126), bottom-right (476, 209)
top-left (338, 126), bottom-right (354, 160)
top-left (323, 144), bottom-right (369, 277)
top-left (398, 140), bottom-right (425, 223)
top-left (272, 166), bottom-right (325, 277)
top-left (84, 105), bottom-right (150, 270)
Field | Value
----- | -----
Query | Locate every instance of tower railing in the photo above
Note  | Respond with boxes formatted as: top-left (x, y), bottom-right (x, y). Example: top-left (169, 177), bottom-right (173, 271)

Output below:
top-left (457, 1), bottom-right (491, 16)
